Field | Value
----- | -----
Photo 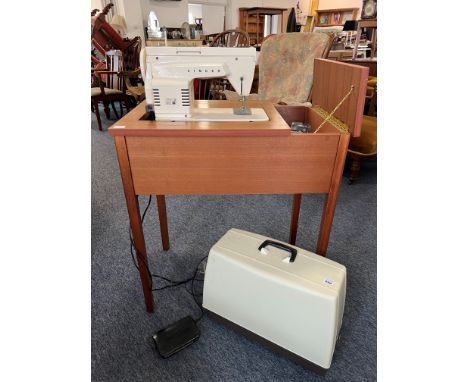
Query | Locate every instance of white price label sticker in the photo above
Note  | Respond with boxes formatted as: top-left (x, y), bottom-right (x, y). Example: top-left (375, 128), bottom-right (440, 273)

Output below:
top-left (323, 278), bottom-right (335, 286)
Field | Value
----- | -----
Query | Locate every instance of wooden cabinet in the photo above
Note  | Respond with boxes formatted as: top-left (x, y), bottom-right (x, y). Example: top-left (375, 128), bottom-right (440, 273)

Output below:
top-left (316, 8), bottom-right (359, 27)
top-left (239, 7), bottom-right (287, 46)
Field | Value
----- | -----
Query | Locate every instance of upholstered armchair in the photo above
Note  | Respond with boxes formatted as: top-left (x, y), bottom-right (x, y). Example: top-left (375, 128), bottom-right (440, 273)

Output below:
top-left (224, 32), bottom-right (333, 105)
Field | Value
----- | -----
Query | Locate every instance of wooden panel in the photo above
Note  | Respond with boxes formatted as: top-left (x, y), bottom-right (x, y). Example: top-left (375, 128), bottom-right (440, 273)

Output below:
top-left (311, 58), bottom-right (368, 137)
top-left (126, 135), bottom-right (340, 195)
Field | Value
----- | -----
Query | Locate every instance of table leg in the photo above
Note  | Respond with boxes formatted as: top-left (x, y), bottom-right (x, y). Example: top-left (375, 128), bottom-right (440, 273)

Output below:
top-left (114, 136), bottom-right (155, 312)
top-left (353, 27), bottom-right (363, 59)
top-left (289, 194), bottom-right (302, 245)
top-left (156, 195), bottom-right (170, 251)
top-left (316, 134), bottom-right (350, 256)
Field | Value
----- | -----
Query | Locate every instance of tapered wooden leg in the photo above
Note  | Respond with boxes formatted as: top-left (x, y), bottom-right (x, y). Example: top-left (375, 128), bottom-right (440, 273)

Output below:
top-left (316, 135), bottom-right (350, 256)
top-left (115, 136), bottom-right (154, 312)
top-left (289, 194), bottom-right (302, 245)
top-left (103, 101), bottom-right (111, 119)
top-left (156, 195), bottom-right (170, 251)
top-left (111, 102), bottom-right (119, 119)
top-left (124, 97), bottom-right (131, 113)
top-left (348, 155), bottom-right (362, 184)
top-left (92, 100), bottom-right (102, 131)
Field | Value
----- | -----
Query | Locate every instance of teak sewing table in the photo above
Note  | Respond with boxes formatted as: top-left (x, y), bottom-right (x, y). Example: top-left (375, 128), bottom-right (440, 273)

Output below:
top-left (108, 59), bottom-right (369, 312)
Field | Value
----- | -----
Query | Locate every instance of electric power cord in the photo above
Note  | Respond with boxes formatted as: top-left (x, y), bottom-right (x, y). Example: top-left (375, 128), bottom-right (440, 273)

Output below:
top-left (128, 195), bottom-right (207, 322)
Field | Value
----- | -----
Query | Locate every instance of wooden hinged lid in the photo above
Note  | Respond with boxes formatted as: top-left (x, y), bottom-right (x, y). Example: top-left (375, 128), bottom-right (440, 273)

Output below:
top-left (311, 58), bottom-right (369, 137)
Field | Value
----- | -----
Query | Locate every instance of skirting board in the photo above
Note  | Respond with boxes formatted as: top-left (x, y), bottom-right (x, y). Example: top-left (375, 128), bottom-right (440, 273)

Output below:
top-left (204, 308), bottom-right (328, 376)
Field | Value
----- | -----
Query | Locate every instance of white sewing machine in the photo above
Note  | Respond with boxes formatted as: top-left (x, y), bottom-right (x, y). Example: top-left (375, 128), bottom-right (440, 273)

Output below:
top-left (140, 46), bottom-right (268, 122)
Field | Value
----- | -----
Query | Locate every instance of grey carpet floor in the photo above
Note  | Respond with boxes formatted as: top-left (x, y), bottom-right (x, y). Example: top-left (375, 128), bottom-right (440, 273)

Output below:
top-left (91, 107), bottom-right (377, 382)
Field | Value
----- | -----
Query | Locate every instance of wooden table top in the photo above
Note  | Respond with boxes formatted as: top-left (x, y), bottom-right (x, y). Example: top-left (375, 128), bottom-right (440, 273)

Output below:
top-left (108, 100), bottom-right (292, 137)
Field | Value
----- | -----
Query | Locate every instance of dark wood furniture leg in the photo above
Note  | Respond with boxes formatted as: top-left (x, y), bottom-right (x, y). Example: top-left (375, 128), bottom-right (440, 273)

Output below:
top-left (124, 97), bottom-right (131, 115)
top-left (316, 135), bottom-right (350, 256)
top-left (92, 100), bottom-right (103, 131)
top-left (156, 195), bottom-right (170, 251)
top-left (111, 102), bottom-right (119, 119)
top-left (348, 154), bottom-right (361, 184)
top-left (114, 136), bottom-right (155, 312)
top-left (104, 101), bottom-right (111, 119)
top-left (289, 194), bottom-right (302, 245)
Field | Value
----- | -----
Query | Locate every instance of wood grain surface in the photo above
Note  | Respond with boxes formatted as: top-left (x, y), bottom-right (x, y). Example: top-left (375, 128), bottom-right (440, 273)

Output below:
top-left (108, 101), bottom-right (291, 137)
top-left (126, 134), bottom-right (340, 195)
top-left (312, 58), bottom-right (368, 137)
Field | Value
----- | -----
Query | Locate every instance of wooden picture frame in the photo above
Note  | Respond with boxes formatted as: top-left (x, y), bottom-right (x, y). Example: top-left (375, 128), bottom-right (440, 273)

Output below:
top-left (361, 0), bottom-right (377, 19)
top-left (319, 14), bottom-right (329, 25)
top-left (331, 13), bottom-right (341, 25)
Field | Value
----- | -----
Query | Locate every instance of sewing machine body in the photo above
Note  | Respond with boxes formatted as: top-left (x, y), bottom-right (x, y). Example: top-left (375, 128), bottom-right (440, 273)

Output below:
top-left (140, 46), bottom-right (267, 121)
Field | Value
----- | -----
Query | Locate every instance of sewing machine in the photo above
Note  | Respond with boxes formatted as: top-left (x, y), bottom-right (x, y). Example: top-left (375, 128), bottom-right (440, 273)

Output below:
top-left (140, 46), bottom-right (268, 122)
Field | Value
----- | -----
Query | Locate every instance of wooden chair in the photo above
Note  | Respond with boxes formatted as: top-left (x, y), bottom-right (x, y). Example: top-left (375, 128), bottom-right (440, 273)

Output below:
top-left (195, 30), bottom-right (251, 100)
top-left (91, 51), bottom-right (130, 131)
top-left (91, 4), bottom-right (142, 130)
top-left (210, 29), bottom-right (250, 47)
top-left (223, 32), bottom-right (333, 104)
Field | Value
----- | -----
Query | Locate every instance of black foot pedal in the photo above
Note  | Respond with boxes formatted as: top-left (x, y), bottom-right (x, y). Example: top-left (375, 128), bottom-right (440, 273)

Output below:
top-left (152, 316), bottom-right (200, 358)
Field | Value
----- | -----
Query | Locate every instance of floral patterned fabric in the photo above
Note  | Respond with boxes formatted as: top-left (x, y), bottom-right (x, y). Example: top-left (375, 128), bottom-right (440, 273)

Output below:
top-left (257, 33), bottom-right (331, 104)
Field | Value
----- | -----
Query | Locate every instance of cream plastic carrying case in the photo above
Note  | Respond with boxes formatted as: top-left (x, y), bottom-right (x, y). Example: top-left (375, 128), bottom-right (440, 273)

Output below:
top-left (202, 229), bottom-right (346, 372)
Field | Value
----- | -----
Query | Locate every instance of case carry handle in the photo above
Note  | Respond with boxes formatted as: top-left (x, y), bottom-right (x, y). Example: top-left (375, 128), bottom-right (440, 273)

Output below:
top-left (258, 240), bottom-right (297, 263)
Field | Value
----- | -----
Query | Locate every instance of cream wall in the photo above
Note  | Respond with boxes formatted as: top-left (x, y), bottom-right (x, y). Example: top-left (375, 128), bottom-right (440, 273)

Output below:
top-left (140, 0), bottom-right (194, 28)
top-left (91, 0), bottom-right (101, 11)
top-left (117, 0), bottom-right (146, 41)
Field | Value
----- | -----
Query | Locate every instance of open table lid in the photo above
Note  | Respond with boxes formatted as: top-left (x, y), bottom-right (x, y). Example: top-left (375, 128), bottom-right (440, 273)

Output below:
top-left (311, 58), bottom-right (369, 137)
